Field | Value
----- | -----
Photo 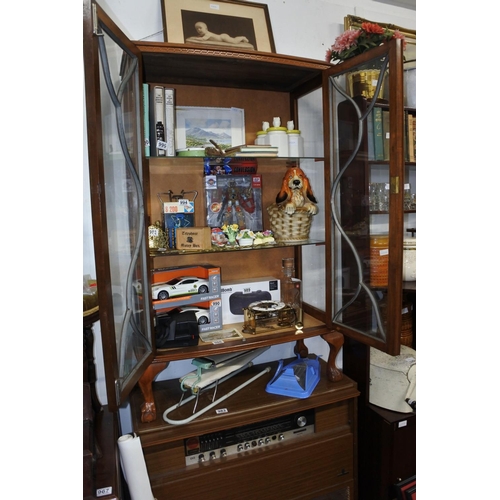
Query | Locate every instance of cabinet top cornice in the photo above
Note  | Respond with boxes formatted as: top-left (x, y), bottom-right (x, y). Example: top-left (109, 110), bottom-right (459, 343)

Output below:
top-left (135, 41), bottom-right (332, 92)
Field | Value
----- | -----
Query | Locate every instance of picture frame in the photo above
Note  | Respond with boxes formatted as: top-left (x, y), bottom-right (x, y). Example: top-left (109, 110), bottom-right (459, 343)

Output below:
top-left (161, 0), bottom-right (276, 53)
top-left (344, 15), bottom-right (416, 67)
top-left (175, 106), bottom-right (245, 152)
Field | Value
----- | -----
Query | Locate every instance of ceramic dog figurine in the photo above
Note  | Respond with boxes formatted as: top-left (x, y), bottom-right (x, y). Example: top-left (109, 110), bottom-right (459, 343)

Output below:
top-left (276, 166), bottom-right (318, 215)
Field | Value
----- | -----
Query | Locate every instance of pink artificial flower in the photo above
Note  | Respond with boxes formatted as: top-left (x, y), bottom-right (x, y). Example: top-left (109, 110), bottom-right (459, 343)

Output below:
top-left (391, 30), bottom-right (407, 51)
top-left (325, 47), bottom-right (333, 62)
top-left (361, 22), bottom-right (385, 34)
top-left (332, 29), bottom-right (360, 53)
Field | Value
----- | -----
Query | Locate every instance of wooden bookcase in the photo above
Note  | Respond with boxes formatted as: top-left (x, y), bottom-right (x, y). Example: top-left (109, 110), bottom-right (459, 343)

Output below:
top-left (83, 1), bottom-right (413, 497)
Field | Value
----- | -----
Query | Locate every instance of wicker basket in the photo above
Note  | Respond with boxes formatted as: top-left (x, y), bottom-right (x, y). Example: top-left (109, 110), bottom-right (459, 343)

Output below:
top-left (267, 204), bottom-right (313, 243)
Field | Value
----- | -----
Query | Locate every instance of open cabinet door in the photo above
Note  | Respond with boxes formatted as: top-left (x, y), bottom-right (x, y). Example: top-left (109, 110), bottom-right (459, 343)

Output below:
top-left (83, 0), bottom-right (154, 410)
top-left (324, 39), bottom-right (407, 356)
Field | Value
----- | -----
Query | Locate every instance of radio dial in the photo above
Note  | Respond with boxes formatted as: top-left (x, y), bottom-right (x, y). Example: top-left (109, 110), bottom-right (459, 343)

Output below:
top-left (198, 454), bottom-right (205, 462)
top-left (296, 415), bottom-right (307, 427)
top-left (237, 444), bottom-right (243, 452)
top-left (278, 434), bottom-right (285, 441)
top-left (209, 452), bottom-right (216, 460)
top-left (244, 442), bottom-right (251, 449)
top-left (220, 449), bottom-right (227, 457)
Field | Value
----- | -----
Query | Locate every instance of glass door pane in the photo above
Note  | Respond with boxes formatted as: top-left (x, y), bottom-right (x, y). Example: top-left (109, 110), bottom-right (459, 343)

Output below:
top-left (93, 14), bottom-right (153, 405)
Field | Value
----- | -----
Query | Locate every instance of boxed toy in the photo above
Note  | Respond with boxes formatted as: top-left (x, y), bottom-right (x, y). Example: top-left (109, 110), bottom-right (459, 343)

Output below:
top-left (155, 298), bottom-right (222, 334)
top-left (151, 264), bottom-right (221, 309)
top-left (158, 191), bottom-right (197, 249)
top-left (205, 174), bottom-right (263, 231)
top-left (220, 276), bottom-right (281, 325)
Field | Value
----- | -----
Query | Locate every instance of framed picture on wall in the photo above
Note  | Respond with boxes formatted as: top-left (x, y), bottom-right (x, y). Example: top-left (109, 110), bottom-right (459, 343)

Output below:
top-left (161, 0), bottom-right (275, 53)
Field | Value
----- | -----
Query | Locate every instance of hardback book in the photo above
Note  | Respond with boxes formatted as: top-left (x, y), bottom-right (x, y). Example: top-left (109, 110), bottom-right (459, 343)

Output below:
top-left (366, 110), bottom-right (375, 160)
top-left (407, 114), bottom-right (415, 162)
top-left (150, 85), bottom-right (165, 157)
top-left (382, 110), bottom-right (390, 160)
top-left (225, 144), bottom-right (278, 154)
top-left (372, 107), bottom-right (384, 161)
top-left (164, 88), bottom-right (175, 157)
top-left (142, 84), bottom-right (150, 157)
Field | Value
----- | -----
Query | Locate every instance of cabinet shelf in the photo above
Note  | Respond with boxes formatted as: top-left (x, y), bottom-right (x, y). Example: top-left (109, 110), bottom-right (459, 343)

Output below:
top-left (151, 313), bottom-right (327, 364)
top-left (150, 239), bottom-right (325, 257)
top-left (147, 155), bottom-right (325, 161)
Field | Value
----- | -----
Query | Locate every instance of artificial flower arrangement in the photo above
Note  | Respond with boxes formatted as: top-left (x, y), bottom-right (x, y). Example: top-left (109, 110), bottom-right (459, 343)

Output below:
top-left (221, 223), bottom-right (240, 244)
top-left (253, 230), bottom-right (276, 246)
top-left (325, 22), bottom-right (406, 64)
top-left (236, 229), bottom-right (256, 247)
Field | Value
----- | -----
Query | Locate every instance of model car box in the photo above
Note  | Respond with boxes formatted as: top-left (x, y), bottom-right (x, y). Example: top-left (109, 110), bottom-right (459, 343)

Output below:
top-left (151, 264), bottom-right (221, 309)
top-left (154, 298), bottom-right (222, 334)
top-left (175, 227), bottom-right (212, 251)
top-left (220, 276), bottom-right (280, 325)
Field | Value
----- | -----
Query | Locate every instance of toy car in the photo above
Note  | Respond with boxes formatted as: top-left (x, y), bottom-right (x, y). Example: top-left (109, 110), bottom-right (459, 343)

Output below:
top-left (179, 306), bottom-right (210, 325)
top-left (152, 276), bottom-right (210, 301)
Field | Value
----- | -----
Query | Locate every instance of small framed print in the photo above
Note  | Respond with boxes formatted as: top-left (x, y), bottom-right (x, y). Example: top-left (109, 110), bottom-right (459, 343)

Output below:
top-left (175, 106), bottom-right (245, 151)
top-left (161, 0), bottom-right (275, 53)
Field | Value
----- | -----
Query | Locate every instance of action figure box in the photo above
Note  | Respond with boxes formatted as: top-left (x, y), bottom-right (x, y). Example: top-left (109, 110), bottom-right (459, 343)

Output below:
top-left (205, 174), bottom-right (263, 231)
top-left (220, 276), bottom-right (281, 325)
top-left (151, 264), bottom-right (221, 310)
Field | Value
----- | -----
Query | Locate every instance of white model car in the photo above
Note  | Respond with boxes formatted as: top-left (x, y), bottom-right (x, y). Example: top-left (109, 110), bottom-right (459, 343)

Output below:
top-left (179, 306), bottom-right (210, 325)
top-left (152, 276), bottom-right (209, 301)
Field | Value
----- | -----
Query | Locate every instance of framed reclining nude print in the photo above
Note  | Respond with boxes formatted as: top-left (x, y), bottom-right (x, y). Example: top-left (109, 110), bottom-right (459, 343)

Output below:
top-left (162, 0), bottom-right (276, 53)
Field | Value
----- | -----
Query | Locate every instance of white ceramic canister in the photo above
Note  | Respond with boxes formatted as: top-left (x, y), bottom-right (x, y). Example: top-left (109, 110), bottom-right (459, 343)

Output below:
top-left (255, 130), bottom-right (268, 145)
top-left (267, 126), bottom-right (288, 156)
top-left (402, 237), bottom-right (416, 281)
top-left (287, 129), bottom-right (304, 157)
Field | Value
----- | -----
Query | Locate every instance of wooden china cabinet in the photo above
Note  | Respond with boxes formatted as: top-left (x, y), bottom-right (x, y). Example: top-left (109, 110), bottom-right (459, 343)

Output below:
top-left (83, 0), bottom-right (413, 498)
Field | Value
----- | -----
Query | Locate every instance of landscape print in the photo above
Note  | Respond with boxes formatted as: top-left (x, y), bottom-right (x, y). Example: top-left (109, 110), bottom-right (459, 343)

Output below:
top-left (184, 118), bottom-right (232, 149)
top-left (175, 107), bottom-right (245, 151)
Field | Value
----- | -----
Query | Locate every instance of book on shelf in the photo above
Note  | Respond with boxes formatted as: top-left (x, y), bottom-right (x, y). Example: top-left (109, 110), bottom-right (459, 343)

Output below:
top-left (408, 114), bottom-right (416, 162)
top-left (366, 110), bottom-right (375, 160)
top-left (142, 84), bottom-right (150, 157)
top-left (150, 85), bottom-right (165, 157)
top-left (225, 144), bottom-right (279, 154)
top-left (224, 144), bottom-right (278, 157)
top-left (164, 88), bottom-right (176, 157)
top-left (382, 110), bottom-right (390, 160)
top-left (372, 107), bottom-right (384, 161)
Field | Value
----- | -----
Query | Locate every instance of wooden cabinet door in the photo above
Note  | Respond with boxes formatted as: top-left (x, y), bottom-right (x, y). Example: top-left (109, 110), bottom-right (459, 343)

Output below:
top-left (323, 39), bottom-right (406, 355)
top-left (83, 0), bottom-right (154, 409)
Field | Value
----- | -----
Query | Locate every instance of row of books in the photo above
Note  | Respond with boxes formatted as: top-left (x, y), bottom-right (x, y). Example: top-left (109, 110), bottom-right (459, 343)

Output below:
top-left (367, 107), bottom-right (416, 163)
top-left (143, 84), bottom-right (175, 157)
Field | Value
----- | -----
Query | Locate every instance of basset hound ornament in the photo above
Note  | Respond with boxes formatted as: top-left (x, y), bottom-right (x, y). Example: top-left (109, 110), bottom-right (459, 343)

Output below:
top-left (276, 166), bottom-right (318, 215)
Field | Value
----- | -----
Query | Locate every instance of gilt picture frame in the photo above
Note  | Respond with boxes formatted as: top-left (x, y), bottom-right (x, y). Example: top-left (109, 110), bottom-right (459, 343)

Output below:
top-left (344, 15), bottom-right (416, 66)
top-left (161, 0), bottom-right (275, 53)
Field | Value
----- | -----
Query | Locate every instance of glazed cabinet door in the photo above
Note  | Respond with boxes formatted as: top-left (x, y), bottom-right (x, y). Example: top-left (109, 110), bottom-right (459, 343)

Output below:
top-left (83, 0), bottom-right (154, 410)
top-left (324, 39), bottom-right (406, 355)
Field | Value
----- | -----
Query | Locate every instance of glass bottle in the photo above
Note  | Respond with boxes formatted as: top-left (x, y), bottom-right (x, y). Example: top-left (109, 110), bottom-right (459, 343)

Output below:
top-left (281, 258), bottom-right (303, 326)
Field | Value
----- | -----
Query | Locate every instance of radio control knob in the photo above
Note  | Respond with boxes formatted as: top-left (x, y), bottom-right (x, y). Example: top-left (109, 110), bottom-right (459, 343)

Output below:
top-left (220, 449), bottom-right (227, 457)
top-left (265, 437), bottom-right (271, 444)
top-left (237, 444), bottom-right (243, 452)
top-left (258, 439), bottom-right (264, 446)
top-left (244, 442), bottom-right (251, 449)
top-left (209, 452), bottom-right (216, 460)
top-left (296, 416), bottom-right (307, 427)
top-left (278, 434), bottom-right (285, 441)
top-left (198, 454), bottom-right (205, 462)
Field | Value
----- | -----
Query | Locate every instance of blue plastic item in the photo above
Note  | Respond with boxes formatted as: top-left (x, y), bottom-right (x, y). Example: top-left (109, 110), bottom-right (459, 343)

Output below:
top-left (265, 356), bottom-right (321, 399)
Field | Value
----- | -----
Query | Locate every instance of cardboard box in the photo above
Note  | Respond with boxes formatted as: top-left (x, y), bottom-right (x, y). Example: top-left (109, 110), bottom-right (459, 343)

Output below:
top-left (220, 276), bottom-right (281, 325)
top-left (155, 298), bottom-right (222, 333)
top-left (175, 227), bottom-right (212, 251)
top-left (152, 264), bottom-right (221, 309)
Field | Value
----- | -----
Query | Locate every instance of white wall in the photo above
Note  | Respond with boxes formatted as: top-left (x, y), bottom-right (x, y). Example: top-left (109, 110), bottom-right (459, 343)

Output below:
top-left (83, 0), bottom-right (416, 420)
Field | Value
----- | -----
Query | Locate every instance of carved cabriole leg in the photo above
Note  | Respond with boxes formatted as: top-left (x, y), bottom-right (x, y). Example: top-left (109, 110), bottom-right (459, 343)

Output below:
top-left (322, 331), bottom-right (344, 382)
top-left (294, 339), bottom-right (309, 358)
top-left (138, 362), bottom-right (169, 423)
